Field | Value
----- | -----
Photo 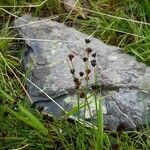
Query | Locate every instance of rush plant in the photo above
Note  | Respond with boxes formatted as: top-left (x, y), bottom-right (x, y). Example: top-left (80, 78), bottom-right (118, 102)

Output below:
top-left (67, 38), bottom-right (105, 150)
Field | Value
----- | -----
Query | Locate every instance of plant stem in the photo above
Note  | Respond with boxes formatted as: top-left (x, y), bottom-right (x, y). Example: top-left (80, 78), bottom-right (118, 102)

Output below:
top-left (93, 66), bottom-right (103, 150)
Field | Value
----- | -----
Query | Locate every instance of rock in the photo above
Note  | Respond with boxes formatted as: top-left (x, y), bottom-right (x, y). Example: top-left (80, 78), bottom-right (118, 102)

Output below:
top-left (63, 0), bottom-right (76, 12)
top-left (62, 0), bottom-right (89, 18)
top-left (14, 15), bottom-right (150, 130)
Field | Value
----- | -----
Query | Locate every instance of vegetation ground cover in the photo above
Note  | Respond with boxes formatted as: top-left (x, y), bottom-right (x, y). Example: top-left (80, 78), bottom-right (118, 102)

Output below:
top-left (0, 0), bottom-right (150, 149)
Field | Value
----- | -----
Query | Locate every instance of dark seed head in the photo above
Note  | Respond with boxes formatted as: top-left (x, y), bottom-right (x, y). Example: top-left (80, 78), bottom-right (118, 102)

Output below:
top-left (70, 69), bottom-right (75, 74)
top-left (73, 77), bottom-right (81, 86)
top-left (91, 85), bottom-right (100, 90)
top-left (85, 47), bottom-right (93, 53)
top-left (85, 39), bottom-right (91, 44)
top-left (68, 54), bottom-right (74, 61)
top-left (92, 53), bottom-right (96, 57)
top-left (82, 57), bottom-right (88, 62)
top-left (80, 91), bottom-right (86, 98)
top-left (74, 77), bottom-right (79, 83)
top-left (75, 85), bottom-right (80, 89)
top-left (77, 81), bottom-right (81, 86)
top-left (91, 60), bottom-right (96, 67)
top-left (79, 71), bottom-right (84, 77)
top-left (85, 69), bottom-right (91, 74)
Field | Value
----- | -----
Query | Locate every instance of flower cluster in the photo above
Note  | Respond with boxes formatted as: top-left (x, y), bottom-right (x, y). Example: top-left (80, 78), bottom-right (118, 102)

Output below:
top-left (67, 38), bottom-right (97, 98)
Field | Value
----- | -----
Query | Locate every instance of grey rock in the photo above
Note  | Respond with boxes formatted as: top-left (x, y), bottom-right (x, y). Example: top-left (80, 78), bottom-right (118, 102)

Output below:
top-left (63, 0), bottom-right (76, 12)
top-left (62, 0), bottom-right (89, 17)
top-left (14, 15), bottom-right (150, 130)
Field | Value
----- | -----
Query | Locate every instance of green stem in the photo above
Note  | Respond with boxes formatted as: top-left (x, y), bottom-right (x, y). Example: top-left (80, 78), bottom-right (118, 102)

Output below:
top-left (77, 91), bottom-right (80, 122)
top-left (84, 53), bottom-right (93, 120)
top-left (93, 66), bottom-right (103, 150)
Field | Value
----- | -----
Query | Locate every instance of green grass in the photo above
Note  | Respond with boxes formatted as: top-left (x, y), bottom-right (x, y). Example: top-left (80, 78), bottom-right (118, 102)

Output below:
top-left (0, 0), bottom-right (150, 149)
